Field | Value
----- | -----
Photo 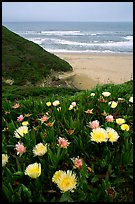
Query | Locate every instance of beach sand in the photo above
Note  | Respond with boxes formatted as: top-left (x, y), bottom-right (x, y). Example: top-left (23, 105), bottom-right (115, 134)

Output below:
top-left (55, 53), bottom-right (133, 90)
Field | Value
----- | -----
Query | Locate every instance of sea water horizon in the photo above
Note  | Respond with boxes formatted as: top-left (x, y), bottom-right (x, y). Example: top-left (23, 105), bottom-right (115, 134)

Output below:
top-left (2, 21), bottom-right (133, 54)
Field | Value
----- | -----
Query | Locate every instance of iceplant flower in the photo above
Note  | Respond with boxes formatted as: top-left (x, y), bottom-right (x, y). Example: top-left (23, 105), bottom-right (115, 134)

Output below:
top-left (110, 101), bottom-right (118, 108)
top-left (90, 93), bottom-right (95, 97)
top-left (129, 96), bottom-right (133, 103)
top-left (58, 137), bottom-right (70, 148)
top-left (72, 156), bottom-right (83, 169)
top-left (85, 109), bottom-right (93, 114)
top-left (106, 127), bottom-right (119, 143)
top-left (116, 118), bottom-right (125, 125)
top-left (68, 105), bottom-right (74, 110)
top-left (90, 127), bottom-right (108, 143)
top-left (46, 101), bottom-right (51, 107)
top-left (102, 92), bottom-right (111, 97)
top-left (53, 100), bottom-right (60, 106)
top-left (89, 120), bottom-right (99, 129)
top-left (40, 115), bottom-right (49, 123)
top-left (14, 126), bottom-right (28, 138)
top-left (2, 154), bottom-right (8, 167)
top-left (33, 143), bottom-right (47, 156)
top-left (57, 107), bottom-right (62, 111)
top-left (25, 113), bottom-right (32, 117)
top-left (17, 115), bottom-right (24, 122)
top-left (15, 142), bottom-right (26, 156)
top-left (52, 170), bottom-right (64, 184)
top-left (102, 111), bottom-right (109, 116)
top-left (25, 163), bottom-right (41, 179)
top-left (71, 102), bottom-right (76, 107)
top-left (121, 124), bottom-right (130, 131)
top-left (118, 98), bottom-right (124, 102)
top-left (105, 115), bottom-right (114, 122)
top-left (22, 121), bottom-right (29, 126)
top-left (12, 103), bottom-right (20, 109)
top-left (52, 170), bottom-right (77, 193)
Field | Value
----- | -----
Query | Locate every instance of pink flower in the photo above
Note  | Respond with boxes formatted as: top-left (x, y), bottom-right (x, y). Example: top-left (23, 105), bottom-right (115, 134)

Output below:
top-left (105, 115), bottom-right (114, 122)
top-left (73, 157), bottom-right (83, 169)
top-left (58, 137), bottom-right (70, 148)
top-left (40, 115), bottom-right (49, 123)
top-left (71, 102), bottom-right (76, 107)
top-left (89, 120), bottom-right (99, 129)
top-left (15, 142), bottom-right (26, 156)
top-left (17, 115), bottom-right (24, 122)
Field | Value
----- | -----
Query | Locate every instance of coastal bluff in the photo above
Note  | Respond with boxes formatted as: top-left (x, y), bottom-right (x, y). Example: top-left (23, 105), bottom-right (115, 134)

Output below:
top-left (2, 26), bottom-right (72, 86)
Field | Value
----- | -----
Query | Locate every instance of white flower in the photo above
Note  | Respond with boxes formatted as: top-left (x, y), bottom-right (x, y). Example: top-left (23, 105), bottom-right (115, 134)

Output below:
top-left (14, 126), bottom-right (28, 138)
top-left (53, 100), bottom-right (60, 106)
top-left (33, 143), bottom-right (47, 156)
top-left (110, 101), bottom-right (118, 108)
top-left (2, 154), bottom-right (8, 167)
top-left (102, 92), bottom-right (111, 97)
top-left (129, 96), bottom-right (133, 103)
top-left (90, 93), bottom-right (95, 97)
top-left (90, 127), bottom-right (108, 143)
top-left (106, 127), bottom-right (119, 143)
top-left (25, 163), bottom-right (41, 179)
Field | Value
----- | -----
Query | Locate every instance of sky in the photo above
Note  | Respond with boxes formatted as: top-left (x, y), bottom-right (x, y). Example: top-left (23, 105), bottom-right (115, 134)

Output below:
top-left (2, 2), bottom-right (133, 22)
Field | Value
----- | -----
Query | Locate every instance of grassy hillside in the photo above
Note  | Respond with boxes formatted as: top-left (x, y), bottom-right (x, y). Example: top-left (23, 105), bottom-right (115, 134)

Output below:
top-left (2, 26), bottom-right (72, 85)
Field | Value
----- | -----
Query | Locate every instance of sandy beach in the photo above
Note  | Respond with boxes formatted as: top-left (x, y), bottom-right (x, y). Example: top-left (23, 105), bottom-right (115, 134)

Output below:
top-left (54, 53), bottom-right (133, 90)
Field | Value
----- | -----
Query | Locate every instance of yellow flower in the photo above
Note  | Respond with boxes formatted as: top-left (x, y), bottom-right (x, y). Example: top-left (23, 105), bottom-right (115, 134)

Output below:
top-left (110, 101), bottom-right (118, 108)
top-left (53, 170), bottom-right (77, 193)
top-left (14, 126), bottom-right (28, 138)
top-left (22, 121), bottom-right (29, 126)
top-left (25, 163), bottom-right (41, 179)
top-left (129, 96), bottom-right (133, 103)
top-left (121, 124), bottom-right (130, 131)
top-left (90, 128), bottom-right (108, 143)
top-left (106, 127), bottom-right (119, 143)
top-left (33, 143), bottom-right (47, 156)
top-left (52, 170), bottom-right (64, 184)
top-left (52, 100), bottom-right (60, 106)
top-left (116, 118), bottom-right (125, 125)
top-left (68, 105), bottom-right (73, 110)
top-left (102, 92), bottom-right (111, 97)
top-left (2, 154), bottom-right (8, 167)
top-left (46, 101), bottom-right (51, 107)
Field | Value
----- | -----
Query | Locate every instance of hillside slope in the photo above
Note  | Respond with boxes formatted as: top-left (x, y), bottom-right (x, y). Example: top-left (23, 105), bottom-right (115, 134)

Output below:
top-left (2, 26), bottom-right (72, 85)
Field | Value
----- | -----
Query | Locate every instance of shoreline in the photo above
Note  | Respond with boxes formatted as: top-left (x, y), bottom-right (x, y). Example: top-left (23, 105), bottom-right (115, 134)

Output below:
top-left (53, 52), bottom-right (133, 56)
top-left (54, 53), bottom-right (133, 90)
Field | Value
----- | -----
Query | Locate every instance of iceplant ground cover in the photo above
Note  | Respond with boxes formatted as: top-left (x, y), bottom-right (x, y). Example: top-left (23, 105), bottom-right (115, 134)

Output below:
top-left (2, 82), bottom-right (133, 202)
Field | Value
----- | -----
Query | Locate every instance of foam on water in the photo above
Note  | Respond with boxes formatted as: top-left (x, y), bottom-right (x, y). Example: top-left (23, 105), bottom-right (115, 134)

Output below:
top-left (3, 21), bottom-right (133, 53)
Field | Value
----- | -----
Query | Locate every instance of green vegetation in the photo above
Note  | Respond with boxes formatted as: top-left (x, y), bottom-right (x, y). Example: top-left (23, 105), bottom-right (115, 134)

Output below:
top-left (2, 80), bottom-right (133, 202)
top-left (2, 26), bottom-right (72, 85)
top-left (2, 84), bottom-right (81, 101)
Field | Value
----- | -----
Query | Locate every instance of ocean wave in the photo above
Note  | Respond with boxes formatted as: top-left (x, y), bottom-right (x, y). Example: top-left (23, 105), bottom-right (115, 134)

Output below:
top-left (17, 30), bottom-right (85, 36)
top-left (27, 36), bottom-right (133, 51)
top-left (41, 30), bottom-right (84, 36)
top-left (123, 36), bottom-right (133, 41)
top-left (17, 30), bottom-right (115, 37)
top-left (44, 38), bottom-right (133, 48)
top-left (45, 49), bottom-right (118, 53)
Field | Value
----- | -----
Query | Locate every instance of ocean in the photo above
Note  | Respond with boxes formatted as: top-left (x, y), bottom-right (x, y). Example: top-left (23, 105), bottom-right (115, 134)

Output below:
top-left (3, 21), bottom-right (133, 54)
